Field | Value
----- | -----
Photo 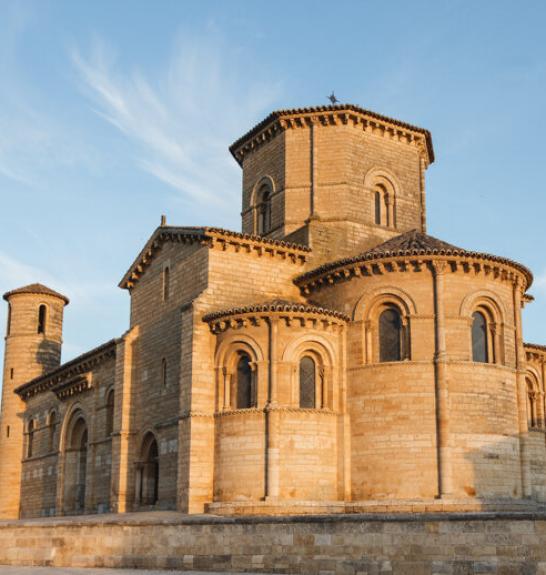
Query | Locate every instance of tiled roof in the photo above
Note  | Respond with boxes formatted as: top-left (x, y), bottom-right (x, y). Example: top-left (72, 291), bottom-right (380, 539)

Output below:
top-left (229, 104), bottom-right (434, 164)
top-left (3, 283), bottom-right (69, 304)
top-left (296, 230), bottom-right (533, 287)
top-left (364, 229), bottom-right (460, 255)
top-left (202, 299), bottom-right (349, 323)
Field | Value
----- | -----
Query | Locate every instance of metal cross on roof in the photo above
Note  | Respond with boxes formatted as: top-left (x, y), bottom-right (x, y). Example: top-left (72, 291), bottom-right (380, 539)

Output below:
top-left (327, 91), bottom-right (339, 104)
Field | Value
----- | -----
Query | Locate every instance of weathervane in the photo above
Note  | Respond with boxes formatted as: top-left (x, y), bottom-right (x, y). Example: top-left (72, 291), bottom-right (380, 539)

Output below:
top-left (327, 91), bottom-right (339, 105)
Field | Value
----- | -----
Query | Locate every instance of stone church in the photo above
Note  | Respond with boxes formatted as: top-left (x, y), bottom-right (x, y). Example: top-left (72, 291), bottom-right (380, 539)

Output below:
top-left (1, 104), bottom-right (545, 520)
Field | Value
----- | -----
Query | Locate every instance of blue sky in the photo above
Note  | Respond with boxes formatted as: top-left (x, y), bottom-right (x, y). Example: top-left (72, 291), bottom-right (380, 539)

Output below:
top-left (1, 0), bottom-right (546, 377)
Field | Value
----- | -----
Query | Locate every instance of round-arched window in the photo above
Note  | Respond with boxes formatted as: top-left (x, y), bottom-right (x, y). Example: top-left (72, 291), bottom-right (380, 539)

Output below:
top-left (471, 311), bottom-right (488, 363)
top-left (379, 307), bottom-right (403, 362)
top-left (299, 356), bottom-right (316, 408)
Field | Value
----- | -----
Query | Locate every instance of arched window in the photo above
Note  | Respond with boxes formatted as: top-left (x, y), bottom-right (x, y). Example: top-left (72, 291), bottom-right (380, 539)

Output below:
top-left (48, 411), bottom-right (57, 451)
top-left (37, 304), bottom-right (47, 334)
top-left (299, 356), bottom-right (316, 408)
top-left (256, 184), bottom-right (272, 235)
top-left (162, 266), bottom-right (170, 302)
top-left (471, 311), bottom-right (489, 363)
top-left (236, 353), bottom-right (253, 409)
top-left (372, 183), bottom-right (393, 227)
top-left (105, 390), bottom-right (115, 436)
top-left (138, 433), bottom-right (159, 506)
top-left (6, 303), bottom-right (11, 336)
top-left (63, 413), bottom-right (88, 513)
top-left (379, 307), bottom-right (404, 362)
top-left (27, 419), bottom-right (35, 458)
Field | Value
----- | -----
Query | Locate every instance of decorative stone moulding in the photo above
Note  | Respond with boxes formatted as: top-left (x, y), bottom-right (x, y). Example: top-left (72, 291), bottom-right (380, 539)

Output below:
top-left (525, 343), bottom-right (546, 362)
top-left (54, 374), bottom-right (92, 401)
top-left (15, 339), bottom-right (117, 401)
top-left (119, 226), bottom-right (311, 290)
top-left (295, 230), bottom-right (532, 296)
top-left (229, 104), bottom-right (435, 167)
top-left (202, 300), bottom-right (349, 334)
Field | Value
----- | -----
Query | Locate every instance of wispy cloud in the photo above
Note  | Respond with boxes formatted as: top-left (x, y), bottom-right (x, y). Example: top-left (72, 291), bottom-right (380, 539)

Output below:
top-left (71, 32), bottom-right (283, 208)
top-left (0, 5), bottom-right (99, 189)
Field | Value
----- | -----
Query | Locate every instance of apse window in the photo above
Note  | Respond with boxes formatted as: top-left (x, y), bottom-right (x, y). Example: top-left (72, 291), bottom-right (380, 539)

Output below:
top-left (236, 353), bottom-right (254, 408)
top-left (299, 356), bottom-right (316, 408)
top-left (471, 311), bottom-right (489, 363)
top-left (379, 307), bottom-right (405, 362)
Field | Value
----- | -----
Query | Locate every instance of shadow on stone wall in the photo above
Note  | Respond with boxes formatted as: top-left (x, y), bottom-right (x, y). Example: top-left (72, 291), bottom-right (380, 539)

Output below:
top-left (461, 430), bottom-right (546, 507)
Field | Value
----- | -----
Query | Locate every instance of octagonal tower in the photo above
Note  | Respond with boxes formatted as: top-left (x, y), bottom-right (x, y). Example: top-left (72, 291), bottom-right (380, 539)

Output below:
top-left (230, 104), bottom-right (434, 265)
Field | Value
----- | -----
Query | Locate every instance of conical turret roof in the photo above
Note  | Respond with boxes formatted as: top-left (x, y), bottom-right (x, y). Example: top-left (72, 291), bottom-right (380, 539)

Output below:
top-left (3, 283), bottom-right (69, 304)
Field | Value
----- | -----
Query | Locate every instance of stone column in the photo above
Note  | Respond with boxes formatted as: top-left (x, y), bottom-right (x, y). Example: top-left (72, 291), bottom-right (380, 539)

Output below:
top-left (513, 279), bottom-right (532, 497)
top-left (265, 318), bottom-right (280, 500)
top-left (432, 260), bottom-right (452, 497)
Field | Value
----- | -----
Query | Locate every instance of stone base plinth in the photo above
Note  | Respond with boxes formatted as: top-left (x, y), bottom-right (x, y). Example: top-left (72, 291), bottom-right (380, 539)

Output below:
top-left (206, 497), bottom-right (544, 515)
top-left (2, 510), bottom-right (546, 573)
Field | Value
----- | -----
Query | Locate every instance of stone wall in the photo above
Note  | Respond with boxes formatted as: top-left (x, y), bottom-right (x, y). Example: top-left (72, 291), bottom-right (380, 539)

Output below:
top-left (1, 511), bottom-right (546, 573)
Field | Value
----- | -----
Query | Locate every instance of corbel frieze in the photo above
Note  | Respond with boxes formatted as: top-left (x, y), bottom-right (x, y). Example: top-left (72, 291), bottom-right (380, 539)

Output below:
top-left (231, 109), bottom-right (432, 167)
top-left (298, 255), bottom-right (531, 296)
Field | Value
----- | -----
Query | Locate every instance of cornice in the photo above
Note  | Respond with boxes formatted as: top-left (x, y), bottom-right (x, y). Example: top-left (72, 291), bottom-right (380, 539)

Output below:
top-left (53, 374), bottom-right (92, 401)
top-left (525, 343), bottom-right (546, 361)
top-left (119, 225), bottom-right (311, 290)
top-left (203, 300), bottom-right (348, 334)
top-left (295, 252), bottom-right (532, 296)
top-left (229, 104), bottom-right (434, 167)
top-left (214, 406), bottom-right (337, 417)
top-left (16, 339), bottom-right (117, 400)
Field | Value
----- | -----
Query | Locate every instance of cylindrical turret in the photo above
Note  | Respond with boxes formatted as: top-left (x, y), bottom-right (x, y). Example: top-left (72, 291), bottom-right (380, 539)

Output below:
top-left (0, 283), bottom-right (68, 518)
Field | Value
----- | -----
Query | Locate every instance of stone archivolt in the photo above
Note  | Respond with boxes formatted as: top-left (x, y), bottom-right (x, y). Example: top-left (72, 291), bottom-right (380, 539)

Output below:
top-left (1, 103), bottom-right (545, 520)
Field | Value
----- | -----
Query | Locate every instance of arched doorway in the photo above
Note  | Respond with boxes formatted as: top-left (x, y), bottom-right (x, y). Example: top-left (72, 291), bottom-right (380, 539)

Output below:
top-left (63, 412), bottom-right (88, 514)
top-left (137, 433), bottom-right (159, 506)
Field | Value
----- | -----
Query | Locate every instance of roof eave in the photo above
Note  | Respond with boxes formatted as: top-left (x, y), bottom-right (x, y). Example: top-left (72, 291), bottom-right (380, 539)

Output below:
top-left (229, 105), bottom-right (435, 167)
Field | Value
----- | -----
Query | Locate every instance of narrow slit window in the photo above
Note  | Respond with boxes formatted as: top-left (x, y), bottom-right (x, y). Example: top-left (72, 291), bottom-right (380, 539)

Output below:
top-left (374, 191), bottom-right (381, 224)
top-left (49, 412), bottom-right (56, 451)
top-left (105, 390), bottom-right (115, 436)
top-left (27, 420), bottom-right (34, 458)
top-left (37, 305), bottom-right (47, 334)
top-left (163, 267), bottom-right (170, 302)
